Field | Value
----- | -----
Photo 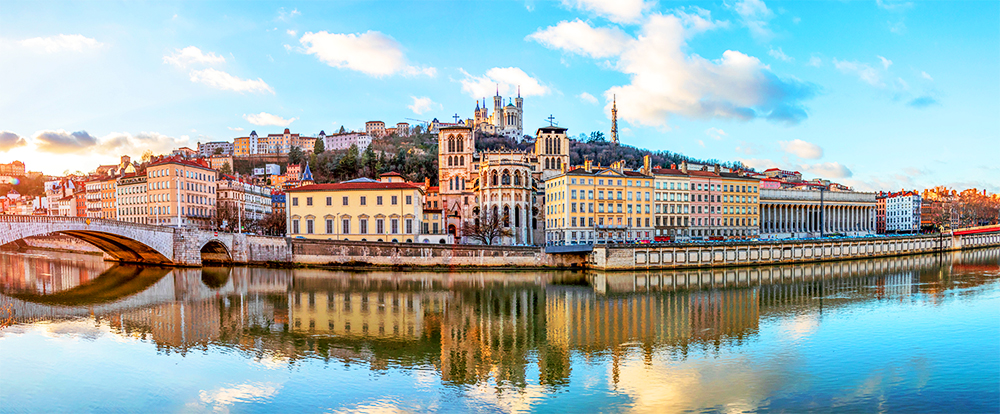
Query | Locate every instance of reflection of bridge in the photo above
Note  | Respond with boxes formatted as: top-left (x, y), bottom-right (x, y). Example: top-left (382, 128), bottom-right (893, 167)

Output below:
top-left (0, 215), bottom-right (290, 266)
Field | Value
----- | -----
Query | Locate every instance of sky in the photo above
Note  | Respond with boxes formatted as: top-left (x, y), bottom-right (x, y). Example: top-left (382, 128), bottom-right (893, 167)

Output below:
top-left (1, 0), bottom-right (997, 192)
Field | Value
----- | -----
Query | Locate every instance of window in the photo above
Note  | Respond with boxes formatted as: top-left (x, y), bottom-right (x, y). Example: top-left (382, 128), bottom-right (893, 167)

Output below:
top-left (406, 195), bottom-right (412, 205)
top-left (306, 197), bottom-right (313, 206)
top-left (405, 219), bottom-right (413, 234)
top-left (326, 219), bottom-right (333, 234)
top-left (292, 197), bottom-right (299, 206)
top-left (342, 219), bottom-right (350, 234)
top-left (306, 219), bottom-right (314, 234)
top-left (377, 196), bottom-right (383, 205)
top-left (360, 219), bottom-right (368, 234)
top-left (392, 196), bottom-right (398, 205)
top-left (361, 196), bottom-right (367, 205)
top-left (343, 196), bottom-right (349, 206)
top-left (376, 219), bottom-right (384, 234)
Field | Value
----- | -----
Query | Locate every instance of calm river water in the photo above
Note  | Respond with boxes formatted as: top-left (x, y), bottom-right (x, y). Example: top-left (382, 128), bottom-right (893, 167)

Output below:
top-left (1, 248), bottom-right (998, 413)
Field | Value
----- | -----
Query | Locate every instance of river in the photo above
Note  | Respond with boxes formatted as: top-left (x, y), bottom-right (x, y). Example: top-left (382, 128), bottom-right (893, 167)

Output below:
top-left (1, 248), bottom-right (998, 413)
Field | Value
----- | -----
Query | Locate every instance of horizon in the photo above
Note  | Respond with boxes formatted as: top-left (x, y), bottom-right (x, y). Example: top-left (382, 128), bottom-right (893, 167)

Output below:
top-left (1, 0), bottom-right (997, 192)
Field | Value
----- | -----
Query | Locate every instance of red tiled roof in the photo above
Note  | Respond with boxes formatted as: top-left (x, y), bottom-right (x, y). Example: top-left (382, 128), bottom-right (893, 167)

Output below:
top-left (650, 168), bottom-right (686, 175)
top-left (286, 182), bottom-right (423, 192)
top-left (380, 171), bottom-right (402, 177)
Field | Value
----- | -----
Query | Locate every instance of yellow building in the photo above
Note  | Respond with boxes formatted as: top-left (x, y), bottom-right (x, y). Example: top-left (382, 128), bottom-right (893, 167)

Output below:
top-left (543, 160), bottom-right (654, 244)
top-left (717, 172), bottom-right (760, 238)
top-left (285, 176), bottom-right (424, 242)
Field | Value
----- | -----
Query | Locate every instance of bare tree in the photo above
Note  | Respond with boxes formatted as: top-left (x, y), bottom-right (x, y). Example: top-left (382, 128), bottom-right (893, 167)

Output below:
top-left (462, 208), bottom-right (512, 246)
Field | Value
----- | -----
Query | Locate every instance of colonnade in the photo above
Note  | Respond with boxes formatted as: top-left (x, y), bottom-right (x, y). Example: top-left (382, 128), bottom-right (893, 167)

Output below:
top-left (760, 203), bottom-right (875, 236)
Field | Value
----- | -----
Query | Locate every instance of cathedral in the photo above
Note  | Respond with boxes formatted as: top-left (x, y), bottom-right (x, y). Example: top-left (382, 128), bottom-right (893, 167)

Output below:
top-left (472, 88), bottom-right (524, 139)
top-left (437, 122), bottom-right (569, 245)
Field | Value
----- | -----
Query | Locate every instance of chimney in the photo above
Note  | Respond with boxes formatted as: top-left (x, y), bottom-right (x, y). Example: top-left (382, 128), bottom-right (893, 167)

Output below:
top-left (424, 177), bottom-right (430, 188)
top-left (680, 160), bottom-right (688, 173)
top-left (642, 155), bottom-right (651, 175)
top-left (670, 163), bottom-right (677, 169)
top-left (584, 159), bottom-right (592, 172)
top-left (714, 164), bottom-right (720, 174)
top-left (561, 162), bottom-right (567, 174)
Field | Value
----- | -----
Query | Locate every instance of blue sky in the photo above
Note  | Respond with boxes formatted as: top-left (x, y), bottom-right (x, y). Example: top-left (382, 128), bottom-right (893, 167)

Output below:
top-left (1, 0), bottom-right (997, 192)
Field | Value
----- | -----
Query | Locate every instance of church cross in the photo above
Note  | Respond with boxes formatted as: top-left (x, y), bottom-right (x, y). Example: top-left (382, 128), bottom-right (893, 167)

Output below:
top-left (546, 114), bottom-right (556, 126)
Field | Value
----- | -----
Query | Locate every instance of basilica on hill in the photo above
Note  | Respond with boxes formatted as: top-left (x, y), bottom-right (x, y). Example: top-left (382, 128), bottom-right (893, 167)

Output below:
top-left (471, 88), bottom-right (524, 139)
top-left (436, 117), bottom-right (569, 245)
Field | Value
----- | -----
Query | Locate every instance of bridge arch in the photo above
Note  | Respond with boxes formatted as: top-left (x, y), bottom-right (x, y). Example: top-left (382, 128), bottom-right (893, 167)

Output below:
top-left (0, 216), bottom-right (176, 265)
top-left (200, 239), bottom-right (233, 264)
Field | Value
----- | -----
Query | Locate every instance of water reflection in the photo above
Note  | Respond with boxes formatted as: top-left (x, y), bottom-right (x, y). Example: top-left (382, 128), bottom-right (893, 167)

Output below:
top-left (0, 248), bottom-right (997, 412)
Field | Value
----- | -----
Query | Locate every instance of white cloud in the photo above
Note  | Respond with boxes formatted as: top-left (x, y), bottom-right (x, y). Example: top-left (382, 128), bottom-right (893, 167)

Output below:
top-left (833, 59), bottom-right (882, 86)
top-left (243, 112), bottom-right (296, 126)
top-left (732, 0), bottom-right (774, 40)
top-left (920, 71), bottom-right (933, 81)
top-left (20, 34), bottom-right (103, 53)
top-left (768, 47), bottom-right (793, 62)
top-left (734, 141), bottom-right (758, 155)
top-left (30, 130), bottom-right (189, 155)
top-left (800, 161), bottom-right (852, 178)
top-left (299, 31), bottom-right (435, 77)
top-left (876, 0), bottom-right (913, 12)
top-left (286, 29), bottom-right (297, 36)
top-left (189, 68), bottom-right (274, 94)
top-left (697, 139), bottom-right (706, 147)
top-left (806, 56), bottom-right (822, 67)
top-left (599, 13), bottom-right (816, 128)
top-left (578, 92), bottom-right (599, 104)
top-left (408, 96), bottom-right (437, 115)
top-left (778, 139), bottom-right (823, 159)
top-left (561, 0), bottom-right (652, 24)
top-left (876, 55), bottom-right (892, 69)
top-left (163, 46), bottom-right (225, 68)
top-left (0, 131), bottom-right (28, 151)
top-left (705, 127), bottom-right (727, 140)
top-left (228, 127), bottom-right (244, 132)
top-left (526, 19), bottom-right (631, 58)
top-left (277, 7), bottom-right (300, 21)
top-left (888, 20), bottom-right (906, 34)
top-left (459, 67), bottom-right (550, 99)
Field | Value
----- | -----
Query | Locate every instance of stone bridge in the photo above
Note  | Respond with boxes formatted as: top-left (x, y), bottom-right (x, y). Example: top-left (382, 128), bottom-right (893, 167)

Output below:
top-left (0, 215), bottom-right (291, 267)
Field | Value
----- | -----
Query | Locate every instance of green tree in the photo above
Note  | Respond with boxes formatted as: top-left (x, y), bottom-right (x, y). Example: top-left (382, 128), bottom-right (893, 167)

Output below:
top-left (588, 131), bottom-right (606, 143)
top-left (213, 147), bottom-right (223, 155)
top-left (337, 144), bottom-right (360, 179)
top-left (288, 146), bottom-right (305, 166)
top-left (362, 145), bottom-right (379, 178)
top-left (220, 161), bottom-right (233, 175)
top-left (314, 138), bottom-right (325, 154)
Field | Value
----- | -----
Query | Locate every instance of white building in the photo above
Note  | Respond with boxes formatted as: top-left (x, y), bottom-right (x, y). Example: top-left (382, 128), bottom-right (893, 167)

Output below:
top-left (198, 141), bottom-right (234, 157)
top-left (319, 131), bottom-right (373, 152)
top-left (116, 173), bottom-right (149, 224)
top-left (218, 175), bottom-right (274, 226)
top-left (885, 191), bottom-right (922, 233)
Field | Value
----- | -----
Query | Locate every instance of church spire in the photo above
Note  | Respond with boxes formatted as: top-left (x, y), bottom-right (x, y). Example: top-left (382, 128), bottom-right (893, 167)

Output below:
top-left (610, 95), bottom-right (619, 145)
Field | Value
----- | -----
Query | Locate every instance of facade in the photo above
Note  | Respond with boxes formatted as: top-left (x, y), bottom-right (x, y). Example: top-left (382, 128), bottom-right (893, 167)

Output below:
top-left (217, 175), bottom-right (273, 230)
top-left (477, 150), bottom-right (537, 245)
top-left (0, 161), bottom-right (25, 176)
top-left (543, 162), bottom-right (654, 244)
top-left (718, 172), bottom-right (761, 239)
top-left (285, 177), bottom-right (424, 242)
top-left (395, 122), bottom-right (410, 137)
top-left (207, 156), bottom-right (233, 172)
top-left (365, 121), bottom-right (387, 138)
top-left (651, 165), bottom-right (691, 240)
top-left (197, 141), bottom-right (233, 157)
top-left (884, 190), bottom-right (922, 233)
top-left (759, 188), bottom-right (877, 239)
top-left (146, 157), bottom-right (217, 228)
top-left (233, 129), bottom-right (318, 157)
top-left (320, 131), bottom-right (373, 152)
top-left (535, 126), bottom-right (570, 181)
top-left (472, 90), bottom-right (524, 139)
top-left (84, 176), bottom-right (117, 219)
top-left (876, 195), bottom-right (887, 234)
top-left (687, 168), bottom-right (723, 239)
top-left (116, 173), bottom-right (148, 224)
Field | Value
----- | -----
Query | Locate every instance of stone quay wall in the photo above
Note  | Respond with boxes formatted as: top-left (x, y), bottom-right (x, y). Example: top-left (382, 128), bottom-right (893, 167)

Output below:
top-left (290, 239), bottom-right (582, 268)
top-left (589, 232), bottom-right (1000, 270)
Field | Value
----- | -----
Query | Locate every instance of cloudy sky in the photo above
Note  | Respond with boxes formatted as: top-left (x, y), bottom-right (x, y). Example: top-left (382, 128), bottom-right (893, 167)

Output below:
top-left (1, 0), bottom-right (997, 191)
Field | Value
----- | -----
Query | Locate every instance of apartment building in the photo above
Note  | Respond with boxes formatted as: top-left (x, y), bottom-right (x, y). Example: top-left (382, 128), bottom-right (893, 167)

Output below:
top-left (116, 173), bottom-right (148, 224)
top-left (285, 176), bottom-right (424, 242)
top-left (651, 165), bottom-right (691, 241)
top-left (147, 157), bottom-right (217, 228)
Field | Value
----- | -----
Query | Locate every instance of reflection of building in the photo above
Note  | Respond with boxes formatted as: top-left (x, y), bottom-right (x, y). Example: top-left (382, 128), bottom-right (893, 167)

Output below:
top-left (288, 290), bottom-right (448, 338)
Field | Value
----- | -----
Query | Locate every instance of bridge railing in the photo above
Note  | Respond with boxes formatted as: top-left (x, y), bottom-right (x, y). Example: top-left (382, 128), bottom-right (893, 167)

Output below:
top-left (0, 214), bottom-right (177, 233)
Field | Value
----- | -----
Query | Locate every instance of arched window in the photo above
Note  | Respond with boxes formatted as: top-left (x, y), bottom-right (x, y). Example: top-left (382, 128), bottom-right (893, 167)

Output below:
top-left (503, 205), bottom-right (510, 227)
top-left (544, 158), bottom-right (550, 170)
top-left (501, 170), bottom-right (511, 186)
top-left (457, 138), bottom-right (463, 152)
top-left (513, 172), bottom-right (522, 186)
top-left (459, 156), bottom-right (464, 166)
top-left (447, 156), bottom-right (453, 167)
top-left (492, 205), bottom-right (499, 220)
top-left (448, 137), bottom-right (455, 152)
top-left (514, 205), bottom-right (521, 228)
top-left (491, 171), bottom-right (499, 186)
